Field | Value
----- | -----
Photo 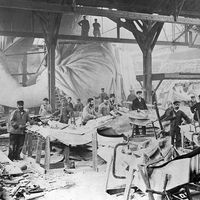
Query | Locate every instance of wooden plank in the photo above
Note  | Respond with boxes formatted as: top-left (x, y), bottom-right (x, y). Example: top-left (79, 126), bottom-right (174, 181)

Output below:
top-left (1, 0), bottom-right (200, 25)
top-left (124, 165), bottom-right (135, 200)
top-left (92, 131), bottom-right (98, 171)
top-left (35, 137), bottom-right (43, 164)
top-left (138, 165), bottom-right (155, 200)
top-left (44, 136), bottom-right (50, 172)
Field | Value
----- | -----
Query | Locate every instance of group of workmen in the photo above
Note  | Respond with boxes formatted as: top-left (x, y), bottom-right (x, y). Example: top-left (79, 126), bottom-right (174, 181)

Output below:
top-left (39, 88), bottom-right (117, 125)
top-left (7, 88), bottom-right (117, 161)
top-left (78, 16), bottom-right (101, 37)
top-left (7, 87), bottom-right (200, 161)
top-left (126, 89), bottom-right (200, 150)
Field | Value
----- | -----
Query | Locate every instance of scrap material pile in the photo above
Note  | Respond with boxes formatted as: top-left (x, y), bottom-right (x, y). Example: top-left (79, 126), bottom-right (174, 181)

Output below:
top-left (101, 109), bottom-right (200, 200)
top-left (105, 134), bottom-right (200, 200)
top-left (0, 149), bottom-right (46, 200)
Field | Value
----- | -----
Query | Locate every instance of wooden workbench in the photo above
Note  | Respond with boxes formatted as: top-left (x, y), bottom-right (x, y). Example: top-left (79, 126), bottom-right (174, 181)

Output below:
top-left (23, 116), bottom-right (113, 172)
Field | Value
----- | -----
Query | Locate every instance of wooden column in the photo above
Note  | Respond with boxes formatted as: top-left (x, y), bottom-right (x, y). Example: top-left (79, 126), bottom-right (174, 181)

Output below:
top-left (47, 41), bottom-right (56, 111)
top-left (143, 48), bottom-right (152, 102)
top-left (110, 19), bottom-right (163, 103)
top-left (36, 1), bottom-right (64, 111)
top-left (22, 54), bottom-right (27, 86)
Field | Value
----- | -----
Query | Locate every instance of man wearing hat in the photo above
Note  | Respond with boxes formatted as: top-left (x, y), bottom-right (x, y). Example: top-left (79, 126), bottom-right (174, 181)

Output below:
top-left (189, 95), bottom-right (197, 108)
top-left (165, 100), bottom-right (191, 148)
top-left (39, 97), bottom-right (52, 117)
top-left (131, 90), bottom-right (148, 135)
top-left (191, 95), bottom-right (200, 122)
top-left (98, 96), bottom-right (110, 116)
top-left (127, 88), bottom-right (136, 110)
top-left (8, 100), bottom-right (31, 161)
top-left (95, 88), bottom-right (108, 103)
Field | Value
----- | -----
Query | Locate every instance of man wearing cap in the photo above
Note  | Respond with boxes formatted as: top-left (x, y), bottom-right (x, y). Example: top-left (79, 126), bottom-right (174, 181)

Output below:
top-left (39, 98), bottom-right (52, 117)
top-left (98, 96), bottom-right (110, 116)
top-left (8, 101), bottom-right (31, 161)
top-left (165, 101), bottom-right (191, 148)
top-left (189, 95), bottom-right (197, 108)
top-left (95, 88), bottom-right (108, 103)
top-left (127, 89), bottom-right (136, 110)
top-left (78, 16), bottom-right (90, 37)
top-left (191, 95), bottom-right (200, 122)
top-left (82, 98), bottom-right (98, 125)
top-left (131, 91), bottom-right (148, 135)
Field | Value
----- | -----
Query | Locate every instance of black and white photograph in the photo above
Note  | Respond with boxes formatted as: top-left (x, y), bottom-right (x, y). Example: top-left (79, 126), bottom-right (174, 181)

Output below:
top-left (1, 1), bottom-right (200, 200)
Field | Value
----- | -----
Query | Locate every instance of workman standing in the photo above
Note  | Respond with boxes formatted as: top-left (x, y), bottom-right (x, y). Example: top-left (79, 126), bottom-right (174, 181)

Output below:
top-left (131, 90), bottom-right (148, 135)
top-left (8, 100), bottom-right (31, 161)
top-left (74, 98), bottom-right (84, 112)
top-left (191, 95), bottom-right (200, 122)
top-left (60, 97), bottom-right (74, 124)
top-left (78, 16), bottom-right (90, 37)
top-left (93, 19), bottom-right (101, 37)
top-left (95, 88), bottom-right (108, 103)
top-left (109, 93), bottom-right (116, 111)
top-left (82, 98), bottom-right (97, 125)
top-left (165, 101), bottom-right (191, 148)
top-left (39, 98), bottom-right (52, 117)
top-left (127, 88), bottom-right (136, 110)
top-left (160, 101), bottom-right (173, 121)
top-left (189, 95), bottom-right (197, 108)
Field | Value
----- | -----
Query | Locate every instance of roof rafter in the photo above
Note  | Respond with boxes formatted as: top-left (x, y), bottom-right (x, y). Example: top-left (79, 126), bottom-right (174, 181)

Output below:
top-left (0, 0), bottom-right (200, 25)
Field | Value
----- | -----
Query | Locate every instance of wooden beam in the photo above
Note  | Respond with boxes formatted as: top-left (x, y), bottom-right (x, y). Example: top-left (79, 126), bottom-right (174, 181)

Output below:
top-left (155, 80), bottom-right (163, 91)
top-left (173, 25), bottom-right (192, 42)
top-left (11, 72), bottom-right (35, 76)
top-left (5, 51), bottom-right (46, 56)
top-left (136, 73), bottom-right (200, 82)
top-left (0, 0), bottom-right (200, 25)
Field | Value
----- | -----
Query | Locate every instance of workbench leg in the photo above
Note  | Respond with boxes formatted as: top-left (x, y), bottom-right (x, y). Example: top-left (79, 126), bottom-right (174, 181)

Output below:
top-left (35, 137), bottom-right (43, 164)
top-left (105, 155), bottom-right (113, 192)
top-left (44, 136), bottom-right (50, 172)
top-left (27, 133), bottom-right (33, 157)
top-left (22, 133), bottom-right (29, 155)
top-left (138, 165), bottom-right (155, 200)
top-left (64, 146), bottom-right (71, 168)
top-left (124, 165), bottom-right (135, 200)
top-left (131, 124), bottom-right (136, 137)
top-left (181, 130), bottom-right (184, 149)
top-left (92, 131), bottom-right (98, 172)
